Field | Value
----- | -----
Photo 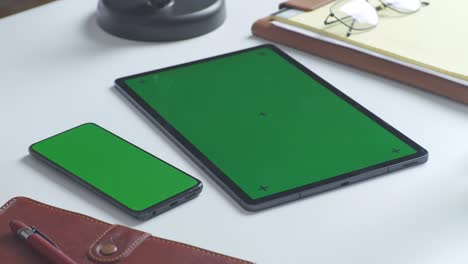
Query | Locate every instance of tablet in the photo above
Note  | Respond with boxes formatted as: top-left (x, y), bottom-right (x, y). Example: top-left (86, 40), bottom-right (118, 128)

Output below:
top-left (116, 45), bottom-right (428, 211)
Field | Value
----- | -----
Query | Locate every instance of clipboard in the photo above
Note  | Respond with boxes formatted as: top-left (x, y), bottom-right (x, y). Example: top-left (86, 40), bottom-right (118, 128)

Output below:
top-left (251, 0), bottom-right (468, 104)
top-left (0, 0), bottom-right (57, 19)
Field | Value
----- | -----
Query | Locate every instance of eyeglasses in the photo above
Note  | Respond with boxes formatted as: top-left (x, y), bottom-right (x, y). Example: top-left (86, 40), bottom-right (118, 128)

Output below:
top-left (324, 0), bottom-right (429, 37)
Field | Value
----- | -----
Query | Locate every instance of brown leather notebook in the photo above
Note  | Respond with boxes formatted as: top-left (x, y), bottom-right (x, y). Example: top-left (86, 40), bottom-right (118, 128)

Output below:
top-left (252, 0), bottom-right (468, 104)
top-left (0, 197), bottom-right (253, 264)
top-left (0, 0), bottom-right (57, 19)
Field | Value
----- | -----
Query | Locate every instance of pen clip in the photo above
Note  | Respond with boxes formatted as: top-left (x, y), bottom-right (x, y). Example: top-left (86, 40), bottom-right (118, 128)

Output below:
top-left (30, 227), bottom-right (60, 249)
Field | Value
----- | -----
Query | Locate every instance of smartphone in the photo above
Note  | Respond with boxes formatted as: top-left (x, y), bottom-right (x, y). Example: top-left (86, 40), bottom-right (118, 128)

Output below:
top-left (29, 123), bottom-right (202, 220)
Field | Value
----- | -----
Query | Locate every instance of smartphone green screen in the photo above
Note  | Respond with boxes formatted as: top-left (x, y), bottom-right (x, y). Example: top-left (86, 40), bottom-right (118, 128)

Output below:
top-left (30, 123), bottom-right (199, 211)
top-left (123, 46), bottom-right (418, 200)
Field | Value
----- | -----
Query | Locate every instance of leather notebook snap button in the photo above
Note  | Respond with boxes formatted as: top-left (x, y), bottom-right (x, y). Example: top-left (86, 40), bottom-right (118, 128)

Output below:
top-left (100, 243), bottom-right (118, 256)
top-left (88, 225), bottom-right (151, 263)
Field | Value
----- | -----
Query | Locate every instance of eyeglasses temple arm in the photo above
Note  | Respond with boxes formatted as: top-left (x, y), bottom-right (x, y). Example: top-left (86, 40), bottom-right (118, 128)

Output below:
top-left (346, 19), bottom-right (356, 37)
top-left (324, 14), bottom-right (339, 25)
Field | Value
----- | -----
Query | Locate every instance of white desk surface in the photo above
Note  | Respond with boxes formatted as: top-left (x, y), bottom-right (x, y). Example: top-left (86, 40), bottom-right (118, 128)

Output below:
top-left (1, 1), bottom-right (468, 263)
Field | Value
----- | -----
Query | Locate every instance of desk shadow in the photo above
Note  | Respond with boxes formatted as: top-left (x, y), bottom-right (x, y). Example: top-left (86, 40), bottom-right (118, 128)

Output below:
top-left (111, 86), bottom-right (258, 216)
top-left (402, 83), bottom-right (468, 115)
top-left (80, 13), bottom-right (156, 49)
top-left (21, 155), bottom-right (142, 227)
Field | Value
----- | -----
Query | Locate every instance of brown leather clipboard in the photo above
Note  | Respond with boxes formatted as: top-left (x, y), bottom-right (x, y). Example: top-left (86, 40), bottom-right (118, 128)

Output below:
top-left (0, 197), bottom-right (253, 264)
top-left (0, 0), bottom-right (57, 19)
top-left (252, 0), bottom-right (468, 104)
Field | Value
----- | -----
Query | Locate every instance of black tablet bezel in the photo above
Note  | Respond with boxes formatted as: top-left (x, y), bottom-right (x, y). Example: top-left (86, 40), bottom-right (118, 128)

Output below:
top-left (115, 44), bottom-right (428, 211)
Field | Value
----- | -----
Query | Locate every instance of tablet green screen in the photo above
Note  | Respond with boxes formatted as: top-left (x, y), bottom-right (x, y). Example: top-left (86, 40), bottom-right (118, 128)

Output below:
top-left (124, 47), bottom-right (417, 200)
top-left (31, 123), bottom-right (198, 211)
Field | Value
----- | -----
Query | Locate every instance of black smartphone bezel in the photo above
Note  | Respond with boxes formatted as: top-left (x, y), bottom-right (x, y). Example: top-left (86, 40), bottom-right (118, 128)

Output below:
top-left (29, 123), bottom-right (203, 220)
top-left (115, 44), bottom-right (428, 212)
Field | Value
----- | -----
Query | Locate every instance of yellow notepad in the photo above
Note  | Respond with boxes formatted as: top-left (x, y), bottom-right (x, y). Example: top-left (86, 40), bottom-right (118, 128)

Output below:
top-left (273, 0), bottom-right (468, 82)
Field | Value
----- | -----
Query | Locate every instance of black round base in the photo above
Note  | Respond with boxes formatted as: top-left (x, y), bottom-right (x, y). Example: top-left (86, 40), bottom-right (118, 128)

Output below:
top-left (97, 0), bottom-right (226, 41)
